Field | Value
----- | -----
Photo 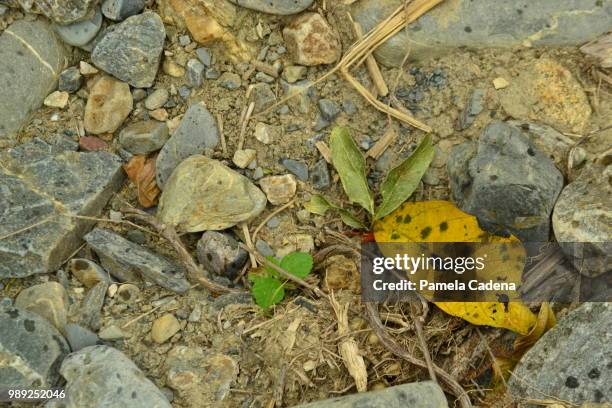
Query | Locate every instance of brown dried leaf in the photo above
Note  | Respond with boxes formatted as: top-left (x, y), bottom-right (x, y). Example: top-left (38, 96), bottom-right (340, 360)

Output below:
top-left (123, 155), bottom-right (160, 208)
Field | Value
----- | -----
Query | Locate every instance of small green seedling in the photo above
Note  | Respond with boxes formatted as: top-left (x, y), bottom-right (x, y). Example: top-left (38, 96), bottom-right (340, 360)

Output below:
top-left (248, 252), bottom-right (313, 310)
top-left (305, 126), bottom-right (434, 229)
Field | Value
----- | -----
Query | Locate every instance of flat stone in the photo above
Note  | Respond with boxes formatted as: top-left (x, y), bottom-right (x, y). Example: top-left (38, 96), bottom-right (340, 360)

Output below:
top-left (553, 164), bottom-right (611, 277)
top-left (156, 102), bottom-right (220, 189)
top-left (15, 282), bottom-right (68, 333)
top-left (46, 345), bottom-right (171, 408)
top-left (84, 75), bottom-right (133, 135)
top-left (55, 6), bottom-right (102, 47)
top-left (0, 20), bottom-right (67, 138)
top-left (186, 59), bottom-right (205, 88)
top-left (151, 313), bottom-right (181, 344)
top-left (0, 138), bottom-right (124, 278)
top-left (84, 228), bottom-right (191, 293)
top-left (259, 174), bottom-right (297, 205)
top-left (77, 281), bottom-right (108, 331)
top-left (64, 323), bottom-right (99, 351)
top-left (92, 11), bottom-right (166, 88)
top-left (447, 121), bottom-right (563, 242)
top-left (164, 346), bottom-right (238, 405)
top-left (458, 88), bottom-right (484, 130)
top-left (310, 159), bottom-right (330, 190)
top-left (158, 155), bottom-right (267, 232)
top-left (98, 324), bottom-right (129, 340)
top-left (509, 303), bottom-right (611, 405)
top-left (44, 91), bottom-right (69, 109)
top-left (228, 0), bottom-right (313, 15)
top-left (15, 0), bottom-right (98, 24)
top-left (79, 136), bottom-right (109, 151)
top-left (196, 47), bottom-right (212, 66)
top-left (102, 0), bottom-right (145, 21)
top-left (196, 231), bottom-right (248, 280)
top-left (144, 88), bottom-right (169, 110)
top-left (58, 67), bottom-right (83, 93)
top-left (119, 120), bottom-right (170, 155)
top-left (0, 306), bottom-right (70, 389)
top-left (283, 12), bottom-right (341, 66)
top-left (352, 0), bottom-right (612, 66)
top-left (294, 381), bottom-right (448, 408)
top-left (68, 258), bottom-right (110, 288)
top-left (282, 158), bottom-right (309, 181)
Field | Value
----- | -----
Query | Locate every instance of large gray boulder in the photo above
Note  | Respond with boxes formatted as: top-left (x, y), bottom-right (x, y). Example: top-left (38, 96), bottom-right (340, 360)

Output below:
top-left (447, 121), bottom-right (564, 242)
top-left (352, 0), bottom-right (612, 66)
top-left (0, 306), bottom-right (70, 389)
top-left (294, 381), bottom-right (448, 408)
top-left (509, 303), bottom-right (612, 405)
top-left (0, 138), bottom-right (124, 278)
top-left (0, 20), bottom-right (67, 138)
top-left (46, 345), bottom-right (172, 408)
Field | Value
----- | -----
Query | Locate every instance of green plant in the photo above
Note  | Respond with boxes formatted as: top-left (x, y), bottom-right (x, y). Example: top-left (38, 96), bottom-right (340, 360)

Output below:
top-left (248, 252), bottom-right (314, 309)
top-left (305, 126), bottom-right (435, 228)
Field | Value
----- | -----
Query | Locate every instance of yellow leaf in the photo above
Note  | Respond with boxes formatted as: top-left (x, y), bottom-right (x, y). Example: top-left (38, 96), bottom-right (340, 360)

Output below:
top-left (373, 200), bottom-right (537, 335)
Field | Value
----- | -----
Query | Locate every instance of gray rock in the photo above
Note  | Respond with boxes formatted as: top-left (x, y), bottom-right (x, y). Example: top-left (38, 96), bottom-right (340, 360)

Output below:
top-left (553, 164), bottom-right (611, 277)
top-left (507, 120), bottom-right (576, 168)
top-left (310, 159), bottom-right (330, 190)
top-left (508, 303), bottom-right (611, 405)
top-left (282, 158), bottom-right (309, 181)
top-left (126, 229), bottom-right (146, 244)
top-left (255, 71), bottom-right (275, 83)
top-left (119, 120), bottom-right (169, 155)
top-left (218, 72), bottom-right (241, 89)
top-left (0, 20), bottom-right (67, 138)
top-left (342, 99), bottom-right (357, 115)
top-left (251, 83), bottom-right (276, 112)
top-left (352, 0), bottom-right (612, 66)
top-left (158, 156), bottom-right (267, 232)
top-left (458, 88), bottom-right (484, 130)
top-left (14, 282), bottom-right (69, 332)
top-left (196, 47), bottom-right (212, 66)
top-left (318, 99), bottom-right (341, 122)
top-left (281, 79), bottom-right (314, 114)
top-left (84, 228), bottom-right (191, 293)
top-left (294, 381), bottom-right (448, 408)
top-left (15, 0), bottom-right (98, 24)
top-left (64, 323), bottom-right (99, 351)
top-left (196, 231), bottom-right (248, 280)
top-left (92, 11), bottom-right (165, 88)
top-left (447, 121), bottom-right (563, 242)
top-left (227, 0), bottom-right (313, 15)
top-left (55, 6), bottom-right (102, 47)
top-left (266, 216), bottom-right (280, 229)
top-left (156, 102), bottom-right (220, 189)
top-left (186, 59), bottom-right (205, 88)
top-left (312, 114), bottom-right (330, 131)
top-left (0, 138), bottom-right (124, 278)
top-left (178, 34), bottom-right (191, 46)
top-left (102, 0), bottom-right (145, 21)
top-left (47, 345), bottom-right (171, 408)
top-left (0, 306), bottom-right (70, 388)
top-left (144, 88), bottom-right (169, 110)
top-left (255, 239), bottom-right (274, 257)
top-left (77, 281), bottom-right (108, 331)
top-left (206, 68), bottom-right (221, 79)
top-left (58, 67), bottom-right (83, 93)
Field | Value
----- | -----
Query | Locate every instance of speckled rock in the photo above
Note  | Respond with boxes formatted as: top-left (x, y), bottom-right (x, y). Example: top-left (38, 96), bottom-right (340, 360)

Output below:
top-left (119, 120), bottom-right (169, 155)
top-left (0, 20), bottom-right (67, 138)
top-left (77, 281), bottom-right (108, 331)
top-left (196, 231), bottom-right (248, 280)
top-left (158, 156), bottom-right (267, 232)
top-left (164, 346), bottom-right (238, 405)
top-left (259, 174), bottom-right (297, 205)
top-left (0, 138), bottom-right (124, 278)
top-left (92, 11), bottom-right (165, 88)
top-left (553, 164), bottom-right (611, 277)
top-left (283, 13), bottom-right (341, 66)
top-left (156, 102), bottom-right (219, 188)
top-left (15, 0), bottom-right (99, 24)
top-left (228, 0), bottom-right (313, 15)
top-left (54, 6), bottom-right (102, 47)
top-left (509, 303), bottom-right (612, 405)
top-left (46, 345), bottom-right (171, 408)
top-left (84, 228), bottom-right (190, 293)
top-left (352, 0), bottom-right (612, 66)
top-left (294, 381), bottom-right (448, 408)
top-left (58, 67), bottom-right (83, 93)
top-left (84, 75), bottom-right (133, 134)
top-left (0, 306), bottom-right (70, 389)
top-left (14, 282), bottom-right (68, 332)
top-left (447, 121), bottom-right (563, 242)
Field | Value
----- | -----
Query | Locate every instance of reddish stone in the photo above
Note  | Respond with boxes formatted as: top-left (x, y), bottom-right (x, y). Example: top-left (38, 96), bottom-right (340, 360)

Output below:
top-left (79, 136), bottom-right (109, 151)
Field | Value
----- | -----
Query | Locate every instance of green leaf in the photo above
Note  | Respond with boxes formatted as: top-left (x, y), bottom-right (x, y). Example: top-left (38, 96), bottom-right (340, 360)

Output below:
top-left (330, 127), bottom-right (375, 215)
top-left (264, 256), bottom-right (281, 279)
top-left (280, 252), bottom-right (313, 279)
top-left (304, 195), bottom-right (368, 229)
top-left (374, 135), bottom-right (435, 220)
top-left (251, 276), bottom-right (285, 309)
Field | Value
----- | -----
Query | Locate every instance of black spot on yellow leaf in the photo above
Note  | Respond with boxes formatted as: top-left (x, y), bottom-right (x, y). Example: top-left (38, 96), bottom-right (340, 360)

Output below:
top-left (420, 226), bottom-right (432, 239)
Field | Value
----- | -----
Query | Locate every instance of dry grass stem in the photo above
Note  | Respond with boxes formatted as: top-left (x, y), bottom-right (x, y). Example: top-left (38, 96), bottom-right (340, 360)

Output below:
top-left (349, 15), bottom-right (389, 97)
top-left (367, 122), bottom-right (399, 158)
top-left (315, 141), bottom-right (332, 163)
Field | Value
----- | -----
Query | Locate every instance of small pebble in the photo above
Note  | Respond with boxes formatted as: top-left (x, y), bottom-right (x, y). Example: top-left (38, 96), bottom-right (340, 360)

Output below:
top-left (255, 239), bottom-right (274, 257)
top-left (64, 323), bottom-right (99, 351)
top-left (58, 67), bottom-right (83, 93)
top-left (79, 61), bottom-right (99, 75)
top-left (266, 216), bottom-right (281, 229)
top-left (98, 324), bottom-right (129, 340)
top-left (259, 174), bottom-right (297, 205)
top-left (205, 68), bottom-right (221, 79)
top-left (144, 88), bottom-right (169, 110)
top-left (310, 159), bottom-right (330, 190)
top-left (126, 229), bottom-right (146, 244)
top-left (493, 77), bottom-right (509, 89)
top-left (342, 99), bottom-right (357, 115)
top-left (218, 72), bottom-right (241, 89)
top-left (178, 34), bottom-right (191, 46)
top-left (233, 149), bottom-right (257, 169)
top-left (282, 158), bottom-right (309, 181)
top-left (318, 98), bottom-right (341, 121)
top-left (151, 314), bottom-right (181, 344)
top-left (186, 59), bottom-right (205, 88)
top-left (196, 47), bottom-right (212, 66)
top-left (44, 91), bottom-right (69, 109)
